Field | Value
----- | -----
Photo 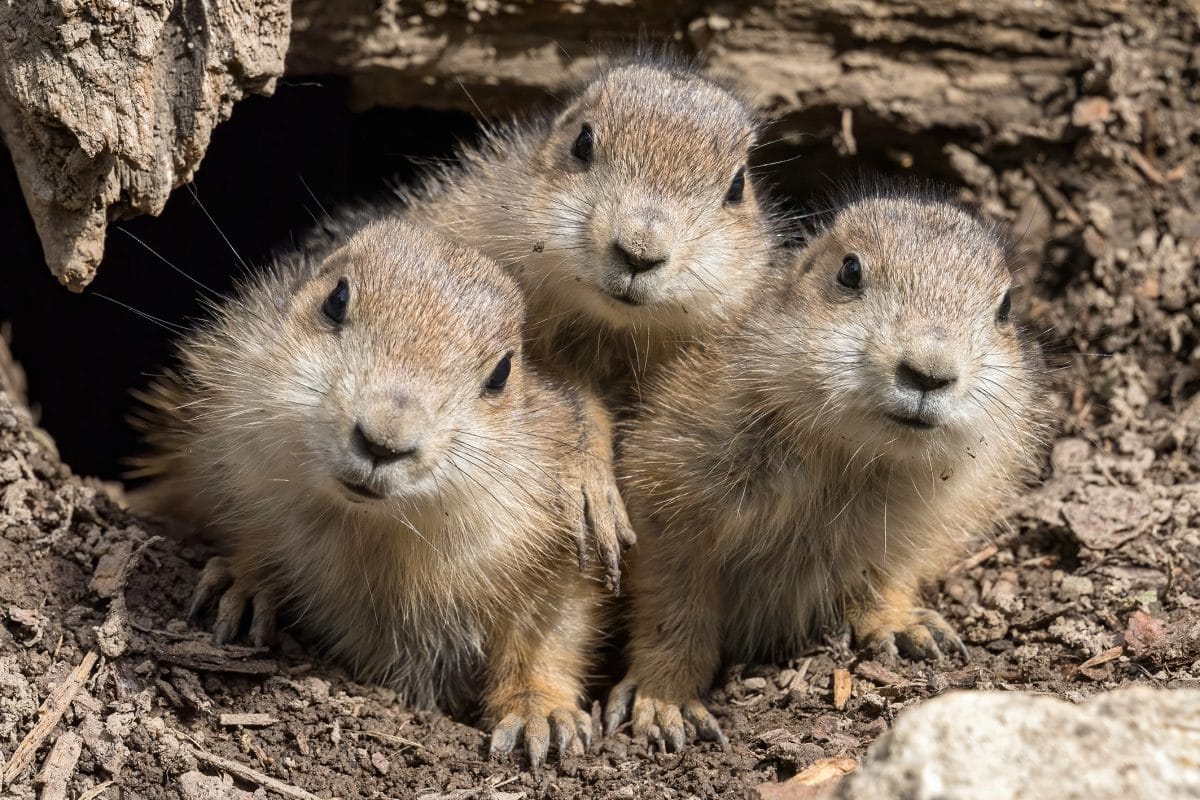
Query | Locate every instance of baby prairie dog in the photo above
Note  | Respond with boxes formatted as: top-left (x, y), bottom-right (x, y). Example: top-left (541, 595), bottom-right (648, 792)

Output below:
top-left (402, 59), bottom-right (777, 396)
top-left (333, 59), bottom-right (779, 584)
top-left (133, 220), bottom-right (604, 766)
top-left (607, 191), bottom-right (1047, 750)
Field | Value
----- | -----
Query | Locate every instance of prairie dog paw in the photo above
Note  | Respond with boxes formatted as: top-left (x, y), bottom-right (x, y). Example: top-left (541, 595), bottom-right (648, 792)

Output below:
top-left (581, 476), bottom-right (635, 595)
top-left (489, 704), bottom-right (592, 771)
top-left (862, 607), bottom-right (968, 662)
top-left (604, 678), bottom-right (727, 752)
top-left (188, 556), bottom-right (278, 647)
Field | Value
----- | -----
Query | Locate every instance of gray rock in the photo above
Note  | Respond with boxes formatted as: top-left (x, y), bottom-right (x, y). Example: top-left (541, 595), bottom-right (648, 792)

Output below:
top-left (836, 687), bottom-right (1200, 800)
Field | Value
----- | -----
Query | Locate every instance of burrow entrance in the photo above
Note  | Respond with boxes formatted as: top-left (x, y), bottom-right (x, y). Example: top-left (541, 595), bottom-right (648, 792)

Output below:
top-left (2, 80), bottom-right (980, 481)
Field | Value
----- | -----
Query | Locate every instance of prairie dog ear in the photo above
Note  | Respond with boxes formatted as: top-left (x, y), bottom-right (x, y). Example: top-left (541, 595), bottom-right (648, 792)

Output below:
top-left (317, 245), bottom-right (353, 282)
top-left (277, 244), bottom-right (349, 310)
top-left (551, 101), bottom-right (585, 132)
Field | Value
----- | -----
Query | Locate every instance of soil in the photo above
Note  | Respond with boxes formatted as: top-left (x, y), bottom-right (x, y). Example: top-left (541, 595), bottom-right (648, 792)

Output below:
top-left (3, 18), bottom-right (1200, 800)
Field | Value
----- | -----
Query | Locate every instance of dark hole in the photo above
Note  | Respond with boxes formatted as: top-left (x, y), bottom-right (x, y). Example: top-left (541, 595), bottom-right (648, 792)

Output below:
top-left (0, 77), bottom-right (475, 479)
top-left (2, 81), bottom-right (952, 480)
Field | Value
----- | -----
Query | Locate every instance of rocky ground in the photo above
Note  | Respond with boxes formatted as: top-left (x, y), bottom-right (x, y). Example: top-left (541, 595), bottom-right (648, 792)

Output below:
top-left (3, 7), bottom-right (1200, 798)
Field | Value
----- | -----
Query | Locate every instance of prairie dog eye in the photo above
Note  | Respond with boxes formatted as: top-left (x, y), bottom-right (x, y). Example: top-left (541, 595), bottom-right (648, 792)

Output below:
top-left (570, 123), bottom-right (594, 164)
top-left (726, 167), bottom-right (746, 204)
top-left (484, 352), bottom-right (513, 394)
top-left (323, 278), bottom-right (351, 325)
top-left (997, 289), bottom-right (1012, 324)
top-left (837, 255), bottom-right (862, 290)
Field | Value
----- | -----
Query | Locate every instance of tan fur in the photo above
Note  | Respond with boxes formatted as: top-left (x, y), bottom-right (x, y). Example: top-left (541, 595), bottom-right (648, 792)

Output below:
top-left (607, 193), bottom-right (1049, 749)
top-left (131, 220), bottom-right (603, 762)
top-left (397, 60), bottom-right (779, 400)
top-left (301, 60), bottom-right (779, 583)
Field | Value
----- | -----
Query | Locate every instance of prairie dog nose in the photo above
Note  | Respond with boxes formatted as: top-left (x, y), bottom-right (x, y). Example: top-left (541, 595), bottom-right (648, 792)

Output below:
top-left (613, 205), bottom-right (671, 273)
top-left (353, 393), bottom-right (431, 464)
top-left (613, 241), bottom-right (667, 273)
top-left (895, 360), bottom-right (958, 394)
top-left (352, 424), bottom-right (419, 464)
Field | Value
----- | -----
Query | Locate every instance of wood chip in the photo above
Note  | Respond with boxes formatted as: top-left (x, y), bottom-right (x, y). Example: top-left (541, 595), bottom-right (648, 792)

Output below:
top-left (2, 650), bottom-right (98, 786)
top-left (219, 713), bottom-right (279, 728)
top-left (34, 730), bottom-right (82, 800)
top-left (190, 745), bottom-right (322, 800)
top-left (947, 544), bottom-right (999, 575)
top-left (831, 668), bottom-right (852, 711)
top-left (1075, 642), bottom-right (1128, 681)
top-left (151, 640), bottom-right (278, 675)
top-left (794, 756), bottom-right (857, 784)
top-left (78, 781), bottom-right (114, 800)
top-left (1079, 645), bottom-right (1124, 671)
top-left (756, 756), bottom-right (857, 800)
top-left (854, 660), bottom-right (906, 687)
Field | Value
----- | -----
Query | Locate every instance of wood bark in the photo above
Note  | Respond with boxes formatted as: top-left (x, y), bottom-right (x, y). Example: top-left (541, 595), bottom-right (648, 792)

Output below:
top-left (2, 0), bottom-right (1197, 286)
top-left (287, 1), bottom-right (1190, 143)
top-left (0, 0), bottom-right (290, 290)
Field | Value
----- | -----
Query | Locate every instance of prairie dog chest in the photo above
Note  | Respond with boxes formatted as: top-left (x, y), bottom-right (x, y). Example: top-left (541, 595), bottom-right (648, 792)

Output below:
top-left (268, 508), bottom-right (528, 708)
top-left (702, 458), bottom-right (891, 656)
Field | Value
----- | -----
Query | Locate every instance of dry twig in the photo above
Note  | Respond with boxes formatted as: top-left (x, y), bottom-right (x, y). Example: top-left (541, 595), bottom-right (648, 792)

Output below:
top-left (189, 745), bottom-right (322, 800)
top-left (948, 544), bottom-right (1000, 575)
top-left (77, 781), bottom-right (115, 800)
top-left (2, 650), bottom-right (98, 787)
top-left (218, 713), bottom-right (279, 728)
top-left (34, 730), bottom-right (82, 800)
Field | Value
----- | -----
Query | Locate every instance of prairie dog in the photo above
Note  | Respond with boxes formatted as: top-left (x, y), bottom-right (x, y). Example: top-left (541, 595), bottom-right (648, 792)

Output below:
top-left (606, 191), bottom-right (1047, 750)
top-left (310, 59), bottom-right (779, 582)
top-left (133, 220), bottom-right (605, 766)
top-left (400, 59), bottom-right (779, 397)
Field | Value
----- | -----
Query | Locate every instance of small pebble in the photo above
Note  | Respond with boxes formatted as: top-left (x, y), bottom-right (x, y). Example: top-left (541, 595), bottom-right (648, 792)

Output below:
top-left (1059, 575), bottom-right (1095, 600)
top-left (743, 677), bottom-right (768, 691)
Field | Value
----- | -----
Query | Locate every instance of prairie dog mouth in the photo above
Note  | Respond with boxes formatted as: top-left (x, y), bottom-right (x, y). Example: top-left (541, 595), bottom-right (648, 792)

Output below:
top-left (885, 412), bottom-right (938, 431)
top-left (337, 478), bottom-right (384, 501)
top-left (606, 290), bottom-right (642, 306)
top-left (601, 273), bottom-right (654, 307)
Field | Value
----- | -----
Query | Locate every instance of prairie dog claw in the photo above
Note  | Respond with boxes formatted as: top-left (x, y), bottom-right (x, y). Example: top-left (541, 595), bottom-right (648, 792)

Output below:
top-left (605, 677), bottom-right (727, 752)
top-left (489, 705), bottom-right (591, 770)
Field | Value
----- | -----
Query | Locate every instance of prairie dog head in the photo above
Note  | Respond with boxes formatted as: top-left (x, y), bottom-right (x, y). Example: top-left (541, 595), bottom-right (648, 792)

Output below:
top-left (192, 220), bottom-right (528, 514)
top-left (751, 193), bottom-right (1041, 464)
top-left (526, 62), bottom-right (770, 333)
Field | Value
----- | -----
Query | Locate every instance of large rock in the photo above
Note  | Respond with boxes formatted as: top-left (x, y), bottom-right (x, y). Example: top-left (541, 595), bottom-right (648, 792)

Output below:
top-left (835, 688), bottom-right (1200, 800)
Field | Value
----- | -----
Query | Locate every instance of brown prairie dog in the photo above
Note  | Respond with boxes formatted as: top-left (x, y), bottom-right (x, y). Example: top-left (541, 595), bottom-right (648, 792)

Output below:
top-left (400, 59), bottom-right (779, 398)
top-left (606, 190), bottom-right (1048, 750)
top-left (132, 219), bottom-right (604, 767)
top-left (306, 59), bottom-right (780, 584)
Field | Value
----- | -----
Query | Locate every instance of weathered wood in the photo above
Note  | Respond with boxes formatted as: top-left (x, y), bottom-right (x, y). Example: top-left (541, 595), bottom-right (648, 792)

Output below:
top-left (2, 1), bottom-right (1196, 288)
top-left (0, 1), bottom-right (290, 289)
top-left (287, 0), bottom-right (1177, 147)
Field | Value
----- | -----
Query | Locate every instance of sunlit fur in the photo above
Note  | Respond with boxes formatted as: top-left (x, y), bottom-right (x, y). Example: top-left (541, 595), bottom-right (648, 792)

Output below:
top-left (394, 58), bottom-right (779, 392)
top-left (619, 192), bottom-right (1049, 710)
top-left (132, 220), bottom-right (603, 721)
